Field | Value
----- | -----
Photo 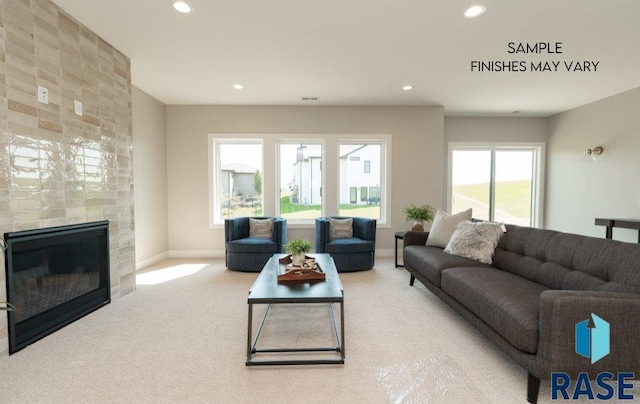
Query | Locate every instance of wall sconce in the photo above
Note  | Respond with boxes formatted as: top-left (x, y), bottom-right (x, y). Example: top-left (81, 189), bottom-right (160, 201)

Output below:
top-left (585, 146), bottom-right (604, 161)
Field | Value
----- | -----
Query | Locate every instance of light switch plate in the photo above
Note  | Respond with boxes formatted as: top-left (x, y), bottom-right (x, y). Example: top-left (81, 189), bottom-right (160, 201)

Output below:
top-left (37, 85), bottom-right (49, 104)
top-left (74, 100), bottom-right (83, 116)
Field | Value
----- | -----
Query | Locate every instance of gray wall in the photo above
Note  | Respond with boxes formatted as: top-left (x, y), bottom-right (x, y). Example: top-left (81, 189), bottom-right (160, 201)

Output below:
top-left (445, 117), bottom-right (548, 143)
top-left (165, 106), bottom-right (445, 255)
top-left (132, 87), bottom-right (168, 267)
top-left (546, 87), bottom-right (640, 242)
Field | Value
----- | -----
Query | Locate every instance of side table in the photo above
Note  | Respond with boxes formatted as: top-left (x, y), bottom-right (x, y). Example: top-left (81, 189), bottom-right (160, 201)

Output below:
top-left (394, 231), bottom-right (405, 268)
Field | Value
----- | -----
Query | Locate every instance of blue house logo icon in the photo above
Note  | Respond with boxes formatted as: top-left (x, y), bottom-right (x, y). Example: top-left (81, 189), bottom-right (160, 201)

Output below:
top-left (575, 313), bottom-right (610, 364)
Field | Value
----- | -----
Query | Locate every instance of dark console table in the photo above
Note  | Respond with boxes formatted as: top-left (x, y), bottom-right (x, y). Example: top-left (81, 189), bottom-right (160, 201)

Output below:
top-left (595, 218), bottom-right (640, 243)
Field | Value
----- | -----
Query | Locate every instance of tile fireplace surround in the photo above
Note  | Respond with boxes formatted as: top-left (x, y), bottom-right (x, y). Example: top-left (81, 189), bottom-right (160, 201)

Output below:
top-left (0, 0), bottom-right (135, 357)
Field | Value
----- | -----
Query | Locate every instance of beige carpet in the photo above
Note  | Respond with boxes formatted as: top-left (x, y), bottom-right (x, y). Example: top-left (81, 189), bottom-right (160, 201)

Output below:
top-left (0, 257), bottom-right (625, 403)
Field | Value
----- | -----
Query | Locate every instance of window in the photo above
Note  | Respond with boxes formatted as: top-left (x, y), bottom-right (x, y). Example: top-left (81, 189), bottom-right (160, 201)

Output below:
top-left (449, 143), bottom-right (543, 227)
top-left (338, 143), bottom-right (384, 219)
top-left (211, 139), bottom-right (263, 224)
top-left (210, 134), bottom-right (390, 227)
top-left (360, 186), bottom-right (368, 202)
top-left (278, 143), bottom-right (323, 221)
top-left (350, 187), bottom-right (357, 204)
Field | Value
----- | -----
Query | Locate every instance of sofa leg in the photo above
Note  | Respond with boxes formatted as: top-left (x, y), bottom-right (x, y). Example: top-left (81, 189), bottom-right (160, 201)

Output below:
top-left (409, 275), bottom-right (415, 286)
top-left (527, 373), bottom-right (540, 403)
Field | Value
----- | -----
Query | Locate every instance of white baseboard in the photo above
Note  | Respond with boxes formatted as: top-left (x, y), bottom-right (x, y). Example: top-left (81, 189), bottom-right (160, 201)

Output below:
top-left (156, 249), bottom-right (392, 261)
top-left (168, 250), bottom-right (225, 258)
top-left (135, 251), bottom-right (169, 271)
top-left (375, 249), bottom-right (395, 257)
top-left (159, 248), bottom-right (395, 258)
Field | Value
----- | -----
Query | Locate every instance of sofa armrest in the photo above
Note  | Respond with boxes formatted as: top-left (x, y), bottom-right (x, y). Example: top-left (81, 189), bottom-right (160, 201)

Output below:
top-left (537, 290), bottom-right (640, 376)
top-left (403, 231), bottom-right (429, 246)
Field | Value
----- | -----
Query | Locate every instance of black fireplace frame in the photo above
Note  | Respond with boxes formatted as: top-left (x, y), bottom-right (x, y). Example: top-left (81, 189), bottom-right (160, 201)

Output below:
top-left (4, 221), bottom-right (111, 354)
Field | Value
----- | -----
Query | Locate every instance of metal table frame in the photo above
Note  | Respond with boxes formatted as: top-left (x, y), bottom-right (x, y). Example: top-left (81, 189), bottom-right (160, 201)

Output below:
top-left (246, 254), bottom-right (345, 366)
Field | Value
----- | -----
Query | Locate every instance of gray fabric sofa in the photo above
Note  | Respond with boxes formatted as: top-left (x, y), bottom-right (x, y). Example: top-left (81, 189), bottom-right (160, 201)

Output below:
top-left (403, 224), bottom-right (640, 403)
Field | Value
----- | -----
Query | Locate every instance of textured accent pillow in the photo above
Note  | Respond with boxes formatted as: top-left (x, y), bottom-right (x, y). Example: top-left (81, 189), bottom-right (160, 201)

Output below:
top-left (444, 221), bottom-right (505, 264)
top-left (425, 208), bottom-right (472, 248)
top-left (329, 218), bottom-right (353, 239)
top-left (249, 218), bottom-right (274, 239)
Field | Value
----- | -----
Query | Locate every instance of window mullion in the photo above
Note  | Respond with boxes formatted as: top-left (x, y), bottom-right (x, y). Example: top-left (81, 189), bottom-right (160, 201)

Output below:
top-left (489, 149), bottom-right (496, 222)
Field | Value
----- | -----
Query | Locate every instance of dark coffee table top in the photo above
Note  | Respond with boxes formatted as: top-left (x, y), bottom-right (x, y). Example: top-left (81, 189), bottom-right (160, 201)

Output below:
top-left (248, 253), bottom-right (343, 304)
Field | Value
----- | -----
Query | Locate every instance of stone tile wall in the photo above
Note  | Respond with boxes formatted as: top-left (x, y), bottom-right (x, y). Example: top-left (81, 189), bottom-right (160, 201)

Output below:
top-left (0, 0), bottom-right (135, 356)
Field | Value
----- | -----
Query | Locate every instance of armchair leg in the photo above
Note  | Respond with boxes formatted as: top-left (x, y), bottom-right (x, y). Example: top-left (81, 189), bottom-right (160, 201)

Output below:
top-left (527, 373), bottom-right (540, 403)
top-left (409, 275), bottom-right (415, 286)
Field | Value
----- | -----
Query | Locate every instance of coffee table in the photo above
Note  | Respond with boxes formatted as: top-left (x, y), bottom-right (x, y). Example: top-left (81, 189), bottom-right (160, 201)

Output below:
top-left (246, 253), bottom-right (344, 366)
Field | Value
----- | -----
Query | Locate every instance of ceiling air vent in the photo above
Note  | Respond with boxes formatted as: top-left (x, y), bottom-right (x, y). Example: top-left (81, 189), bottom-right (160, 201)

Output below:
top-left (301, 97), bottom-right (318, 101)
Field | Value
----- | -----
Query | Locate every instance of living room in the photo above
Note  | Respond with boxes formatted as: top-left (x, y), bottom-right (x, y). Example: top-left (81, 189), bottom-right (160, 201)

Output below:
top-left (1, 0), bottom-right (639, 402)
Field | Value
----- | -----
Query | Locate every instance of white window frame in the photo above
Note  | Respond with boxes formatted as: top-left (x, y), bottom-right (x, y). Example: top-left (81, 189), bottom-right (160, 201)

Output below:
top-left (447, 142), bottom-right (545, 228)
top-left (275, 139), bottom-right (326, 227)
top-left (208, 136), bottom-right (263, 227)
top-left (337, 138), bottom-right (390, 227)
top-left (208, 134), bottom-right (391, 229)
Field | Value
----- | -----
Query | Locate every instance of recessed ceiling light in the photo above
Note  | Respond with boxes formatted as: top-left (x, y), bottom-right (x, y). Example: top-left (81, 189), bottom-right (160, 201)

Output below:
top-left (233, 84), bottom-right (244, 90)
top-left (464, 5), bottom-right (486, 18)
top-left (402, 85), bottom-right (413, 91)
top-left (173, 1), bottom-right (192, 14)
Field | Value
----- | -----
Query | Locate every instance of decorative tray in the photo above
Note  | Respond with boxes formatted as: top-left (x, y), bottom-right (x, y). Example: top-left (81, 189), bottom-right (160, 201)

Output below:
top-left (277, 255), bottom-right (325, 283)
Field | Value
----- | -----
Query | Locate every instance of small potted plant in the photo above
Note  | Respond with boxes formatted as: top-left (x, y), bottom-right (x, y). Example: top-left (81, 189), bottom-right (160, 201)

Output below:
top-left (284, 238), bottom-right (312, 266)
top-left (403, 204), bottom-right (435, 231)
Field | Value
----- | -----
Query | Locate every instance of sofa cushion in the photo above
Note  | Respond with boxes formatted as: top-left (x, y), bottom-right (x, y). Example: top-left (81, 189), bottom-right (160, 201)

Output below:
top-left (426, 208), bottom-right (472, 248)
top-left (226, 238), bottom-right (279, 254)
top-left (325, 237), bottom-right (373, 254)
top-left (404, 245), bottom-right (492, 287)
top-left (441, 267), bottom-right (549, 354)
top-left (445, 221), bottom-right (504, 264)
top-left (493, 224), bottom-right (566, 288)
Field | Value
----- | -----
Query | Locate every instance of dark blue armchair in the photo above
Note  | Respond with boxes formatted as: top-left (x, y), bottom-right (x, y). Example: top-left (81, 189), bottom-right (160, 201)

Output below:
top-left (225, 217), bottom-right (287, 272)
top-left (315, 216), bottom-right (376, 272)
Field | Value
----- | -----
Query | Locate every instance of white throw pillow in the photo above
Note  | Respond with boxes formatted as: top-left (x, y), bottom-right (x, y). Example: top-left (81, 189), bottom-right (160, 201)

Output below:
top-left (249, 218), bottom-right (274, 239)
top-left (329, 218), bottom-right (353, 239)
top-left (444, 221), bottom-right (505, 264)
top-left (425, 208), bottom-right (472, 248)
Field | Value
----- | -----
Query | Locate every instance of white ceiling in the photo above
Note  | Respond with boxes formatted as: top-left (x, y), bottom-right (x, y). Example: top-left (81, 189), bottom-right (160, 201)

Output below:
top-left (51, 0), bottom-right (640, 116)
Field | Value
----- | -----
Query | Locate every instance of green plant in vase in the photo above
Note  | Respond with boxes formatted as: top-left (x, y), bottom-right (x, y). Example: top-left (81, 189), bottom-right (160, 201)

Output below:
top-left (284, 238), bottom-right (312, 266)
top-left (403, 204), bottom-right (435, 231)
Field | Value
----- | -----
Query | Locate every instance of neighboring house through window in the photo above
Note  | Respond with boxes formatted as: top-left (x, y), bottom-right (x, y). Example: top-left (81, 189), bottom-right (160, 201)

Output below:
top-left (210, 139), bottom-right (263, 224)
top-left (210, 135), bottom-right (390, 227)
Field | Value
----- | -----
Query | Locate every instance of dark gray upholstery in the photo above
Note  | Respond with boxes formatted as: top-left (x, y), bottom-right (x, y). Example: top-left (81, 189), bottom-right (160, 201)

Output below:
top-left (315, 216), bottom-right (376, 272)
top-left (404, 244), bottom-right (491, 287)
top-left (225, 217), bottom-right (286, 272)
top-left (442, 267), bottom-right (548, 353)
top-left (403, 223), bottom-right (640, 403)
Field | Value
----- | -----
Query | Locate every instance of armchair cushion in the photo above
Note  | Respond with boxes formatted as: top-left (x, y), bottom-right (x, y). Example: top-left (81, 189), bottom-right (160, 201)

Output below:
top-left (249, 217), bottom-right (274, 239)
top-left (226, 238), bottom-right (279, 254)
top-left (325, 237), bottom-right (374, 254)
top-left (329, 218), bottom-right (353, 239)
